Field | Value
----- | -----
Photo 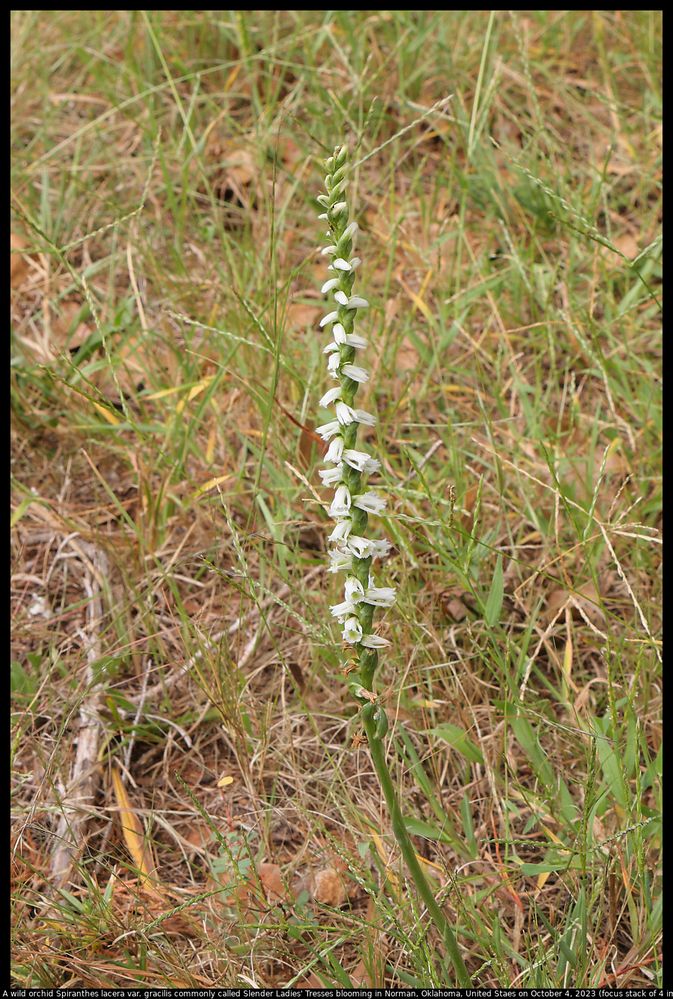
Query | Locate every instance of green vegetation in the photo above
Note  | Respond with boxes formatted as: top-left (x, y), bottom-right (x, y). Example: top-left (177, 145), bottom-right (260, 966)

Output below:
top-left (11, 10), bottom-right (661, 989)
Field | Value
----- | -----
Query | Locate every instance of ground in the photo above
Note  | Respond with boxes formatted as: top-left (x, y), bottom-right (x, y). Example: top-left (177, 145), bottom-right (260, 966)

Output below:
top-left (10, 10), bottom-right (662, 989)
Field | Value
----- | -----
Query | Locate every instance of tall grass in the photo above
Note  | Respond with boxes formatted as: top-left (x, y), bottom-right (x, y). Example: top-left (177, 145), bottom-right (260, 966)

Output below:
top-left (11, 10), bottom-right (661, 989)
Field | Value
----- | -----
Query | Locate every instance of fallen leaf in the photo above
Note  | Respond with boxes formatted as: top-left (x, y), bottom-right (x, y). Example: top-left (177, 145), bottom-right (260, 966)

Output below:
top-left (184, 822), bottom-right (214, 851)
top-left (286, 301), bottom-right (322, 331)
top-left (311, 865), bottom-right (347, 907)
top-left (111, 765), bottom-right (160, 895)
top-left (257, 861), bottom-right (287, 902)
top-left (572, 580), bottom-right (606, 626)
top-left (439, 588), bottom-right (470, 622)
top-left (294, 974), bottom-right (323, 990)
top-left (217, 774), bottom-right (234, 788)
top-left (611, 232), bottom-right (640, 261)
top-left (349, 960), bottom-right (370, 987)
top-left (11, 232), bottom-right (31, 288)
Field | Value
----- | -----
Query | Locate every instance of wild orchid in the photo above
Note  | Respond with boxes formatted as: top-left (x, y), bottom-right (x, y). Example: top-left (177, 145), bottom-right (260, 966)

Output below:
top-left (314, 143), bottom-right (471, 987)
top-left (316, 143), bottom-right (395, 724)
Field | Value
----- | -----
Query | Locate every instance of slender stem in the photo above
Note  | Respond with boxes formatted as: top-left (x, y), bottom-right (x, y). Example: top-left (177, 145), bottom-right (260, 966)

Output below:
top-left (361, 711), bottom-right (472, 988)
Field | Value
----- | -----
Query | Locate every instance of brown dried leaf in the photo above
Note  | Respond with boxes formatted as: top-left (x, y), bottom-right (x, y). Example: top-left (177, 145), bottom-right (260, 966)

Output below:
top-left (203, 138), bottom-right (257, 206)
top-left (572, 579), bottom-right (606, 625)
top-left (11, 232), bottom-right (31, 288)
top-left (546, 579), bottom-right (606, 626)
top-left (223, 148), bottom-right (256, 188)
top-left (286, 301), bottom-right (322, 331)
top-left (611, 232), bottom-right (640, 261)
top-left (439, 588), bottom-right (470, 622)
top-left (52, 299), bottom-right (92, 351)
top-left (295, 974), bottom-right (323, 990)
top-left (546, 587), bottom-right (570, 620)
top-left (257, 861), bottom-right (288, 902)
top-left (111, 766), bottom-right (160, 896)
top-left (311, 865), bottom-right (347, 907)
top-left (184, 822), bottom-right (214, 851)
top-left (349, 960), bottom-right (370, 987)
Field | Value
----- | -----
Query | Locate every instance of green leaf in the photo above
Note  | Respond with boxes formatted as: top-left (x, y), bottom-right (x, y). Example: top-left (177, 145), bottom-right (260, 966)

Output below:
top-left (403, 817), bottom-right (454, 843)
top-left (430, 723), bottom-right (484, 764)
top-left (484, 553), bottom-right (504, 626)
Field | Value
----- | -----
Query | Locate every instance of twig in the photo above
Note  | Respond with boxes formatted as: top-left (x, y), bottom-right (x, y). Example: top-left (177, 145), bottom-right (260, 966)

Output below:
top-left (51, 544), bottom-right (108, 886)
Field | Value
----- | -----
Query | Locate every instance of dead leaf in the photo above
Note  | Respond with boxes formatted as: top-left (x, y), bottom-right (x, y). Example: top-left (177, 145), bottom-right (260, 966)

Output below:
top-left (286, 301), bottom-right (322, 331)
top-left (111, 765), bottom-right (160, 895)
top-left (545, 587), bottom-right (569, 621)
top-left (612, 232), bottom-right (640, 261)
top-left (439, 588), bottom-right (471, 622)
top-left (295, 974), bottom-right (323, 990)
top-left (257, 861), bottom-right (288, 902)
top-left (311, 865), bottom-right (347, 907)
top-left (223, 148), bottom-right (255, 188)
top-left (11, 232), bottom-right (31, 288)
top-left (52, 299), bottom-right (92, 351)
top-left (202, 138), bottom-right (257, 207)
top-left (572, 579), bottom-right (606, 626)
top-left (276, 136), bottom-right (304, 171)
top-left (184, 822), bottom-right (213, 852)
top-left (349, 960), bottom-right (370, 987)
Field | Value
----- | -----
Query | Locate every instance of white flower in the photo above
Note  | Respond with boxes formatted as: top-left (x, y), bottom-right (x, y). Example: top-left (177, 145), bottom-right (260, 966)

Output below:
top-left (360, 634), bottom-right (391, 648)
top-left (345, 333), bottom-right (367, 349)
top-left (352, 408), bottom-right (376, 427)
top-left (329, 484), bottom-right (351, 518)
top-left (331, 599), bottom-right (357, 621)
top-left (319, 466), bottom-right (342, 486)
top-left (318, 386), bottom-right (342, 407)
top-left (345, 536), bottom-right (376, 559)
top-left (318, 212), bottom-right (328, 221)
top-left (342, 364), bottom-right (369, 384)
top-left (324, 437), bottom-right (344, 463)
top-left (317, 146), bottom-right (395, 663)
top-left (327, 549), bottom-right (352, 573)
top-left (344, 576), bottom-right (365, 603)
top-left (316, 419), bottom-right (341, 441)
top-left (335, 401), bottom-right (356, 425)
top-left (342, 449), bottom-right (381, 474)
top-left (368, 539), bottom-right (393, 558)
top-left (346, 536), bottom-right (392, 559)
top-left (353, 491), bottom-right (386, 514)
top-left (364, 586), bottom-right (396, 607)
top-left (342, 616), bottom-right (363, 644)
top-left (329, 519), bottom-right (352, 542)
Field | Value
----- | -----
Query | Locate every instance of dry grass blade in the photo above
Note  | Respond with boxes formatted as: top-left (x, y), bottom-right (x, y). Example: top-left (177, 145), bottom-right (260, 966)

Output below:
top-left (110, 765), bottom-right (160, 896)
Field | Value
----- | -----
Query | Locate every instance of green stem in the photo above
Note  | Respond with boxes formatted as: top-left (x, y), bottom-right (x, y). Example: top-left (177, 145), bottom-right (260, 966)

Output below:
top-left (361, 710), bottom-right (472, 988)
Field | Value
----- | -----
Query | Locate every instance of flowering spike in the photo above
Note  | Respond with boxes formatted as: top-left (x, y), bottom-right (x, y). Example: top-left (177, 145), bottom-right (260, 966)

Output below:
top-left (314, 142), bottom-right (395, 693)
